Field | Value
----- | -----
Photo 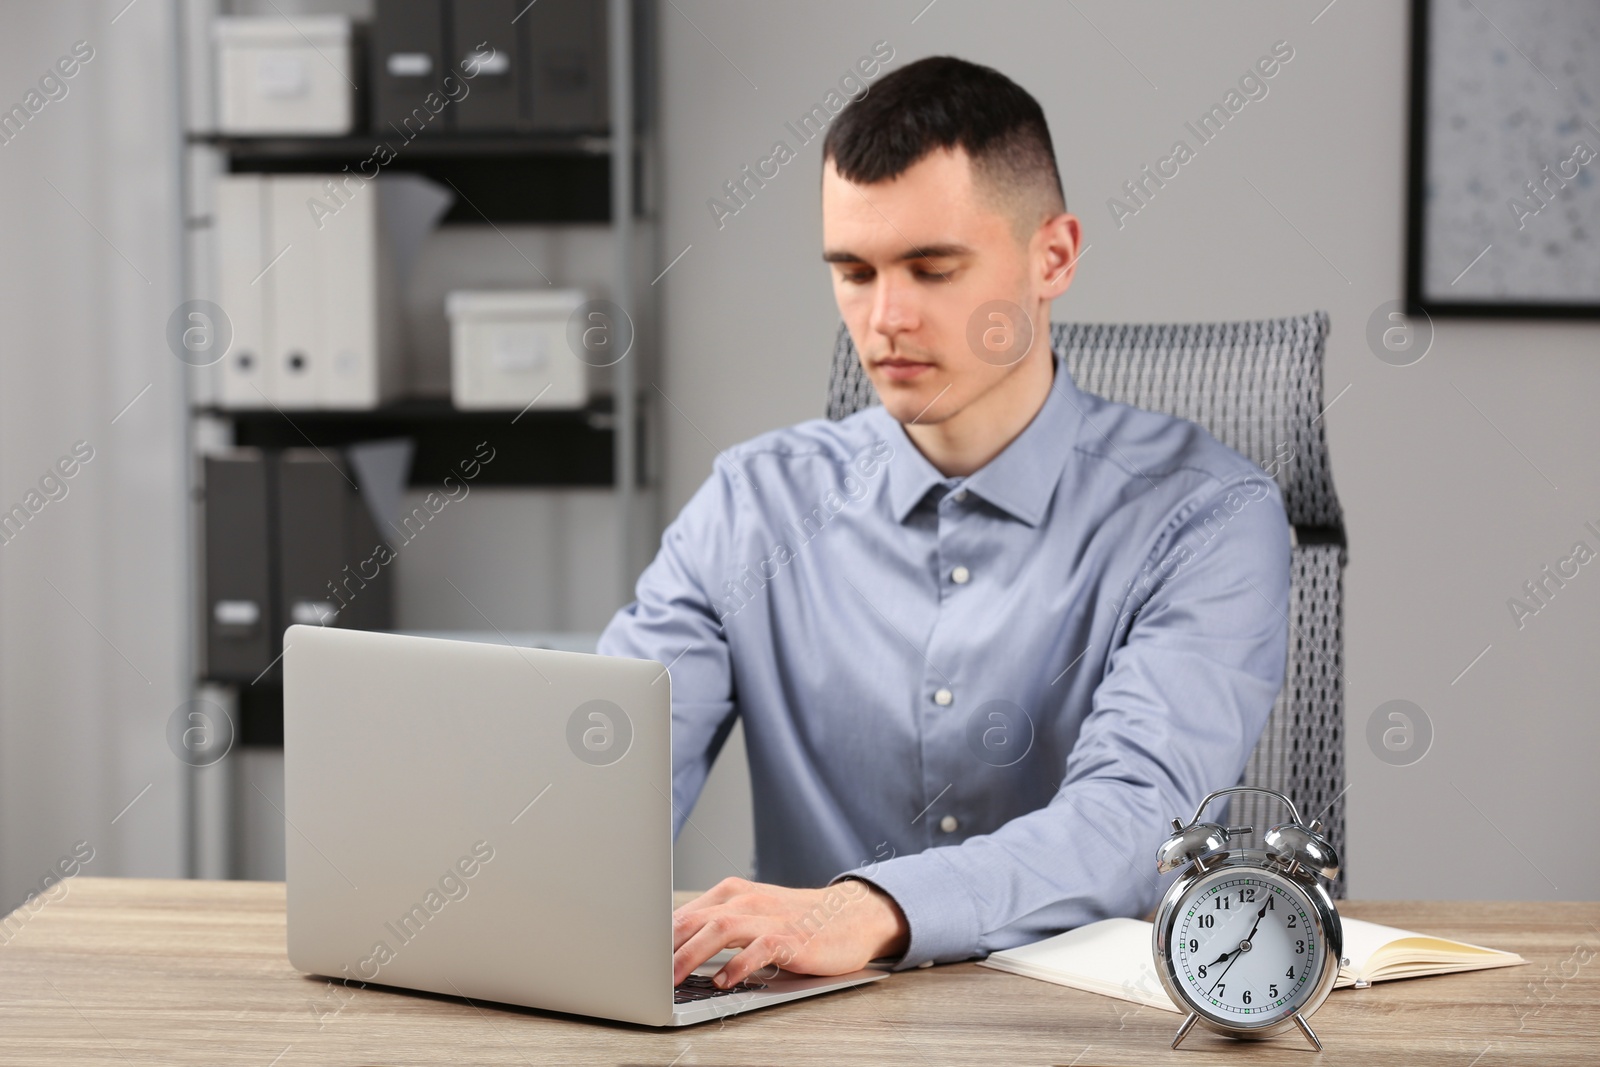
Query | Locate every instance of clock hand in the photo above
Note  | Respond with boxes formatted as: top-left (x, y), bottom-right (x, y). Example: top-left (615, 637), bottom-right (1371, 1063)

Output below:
top-left (1206, 900), bottom-right (1271, 995)
top-left (1211, 891), bottom-right (1266, 948)
top-left (1201, 897), bottom-right (1262, 967)
top-left (1239, 898), bottom-right (1271, 945)
top-left (1205, 945), bottom-right (1244, 995)
top-left (1206, 946), bottom-right (1243, 995)
top-left (1195, 904), bottom-right (1251, 972)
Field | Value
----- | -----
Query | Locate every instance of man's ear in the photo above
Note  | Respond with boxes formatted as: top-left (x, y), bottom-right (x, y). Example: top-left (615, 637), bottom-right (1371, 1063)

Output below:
top-left (1038, 212), bottom-right (1083, 301)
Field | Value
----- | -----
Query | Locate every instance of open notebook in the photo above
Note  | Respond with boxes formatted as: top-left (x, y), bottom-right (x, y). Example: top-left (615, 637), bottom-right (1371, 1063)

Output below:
top-left (978, 916), bottom-right (1524, 1012)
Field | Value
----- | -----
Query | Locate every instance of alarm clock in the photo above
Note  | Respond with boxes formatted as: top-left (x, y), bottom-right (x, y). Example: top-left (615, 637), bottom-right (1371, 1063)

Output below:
top-left (1152, 786), bottom-right (1344, 1051)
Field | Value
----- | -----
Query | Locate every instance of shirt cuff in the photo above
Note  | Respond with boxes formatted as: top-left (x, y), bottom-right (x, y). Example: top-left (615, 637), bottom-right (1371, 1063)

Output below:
top-left (830, 847), bottom-right (983, 970)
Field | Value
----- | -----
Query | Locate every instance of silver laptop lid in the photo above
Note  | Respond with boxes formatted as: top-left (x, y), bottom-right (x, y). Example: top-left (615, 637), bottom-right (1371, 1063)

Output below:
top-left (283, 625), bottom-right (675, 1026)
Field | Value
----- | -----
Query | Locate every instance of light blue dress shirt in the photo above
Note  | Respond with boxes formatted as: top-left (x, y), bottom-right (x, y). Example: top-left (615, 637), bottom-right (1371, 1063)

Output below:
top-left (597, 350), bottom-right (1291, 969)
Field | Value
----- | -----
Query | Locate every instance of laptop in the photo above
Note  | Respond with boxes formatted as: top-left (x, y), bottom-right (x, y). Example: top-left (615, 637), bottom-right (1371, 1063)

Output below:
top-left (282, 625), bottom-right (887, 1026)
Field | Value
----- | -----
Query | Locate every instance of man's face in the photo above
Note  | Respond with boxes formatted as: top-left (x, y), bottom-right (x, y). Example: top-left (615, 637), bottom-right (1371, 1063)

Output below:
top-left (822, 148), bottom-right (1051, 427)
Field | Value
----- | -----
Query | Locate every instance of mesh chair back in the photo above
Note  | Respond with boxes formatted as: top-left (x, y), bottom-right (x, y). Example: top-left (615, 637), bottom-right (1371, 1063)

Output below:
top-left (825, 312), bottom-right (1347, 895)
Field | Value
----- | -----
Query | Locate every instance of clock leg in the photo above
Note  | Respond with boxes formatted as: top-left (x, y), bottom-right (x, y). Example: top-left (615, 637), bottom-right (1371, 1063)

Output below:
top-left (1292, 1012), bottom-right (1322, 1052)
top-left (1170, 1012), bottom-right (1200, 1050)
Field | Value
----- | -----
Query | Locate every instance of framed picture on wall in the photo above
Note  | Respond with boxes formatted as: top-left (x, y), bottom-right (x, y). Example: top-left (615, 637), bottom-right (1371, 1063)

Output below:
top-left (1405, 0), bottom-right (1600, 317)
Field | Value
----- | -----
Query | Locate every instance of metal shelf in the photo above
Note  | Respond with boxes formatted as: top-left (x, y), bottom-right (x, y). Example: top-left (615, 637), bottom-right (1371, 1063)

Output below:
top-left (221, 630), bottom-right (603, 744)
top-left (195, 132), bottom-right (632, 224)
top-left (201, 396), bottom-right (644, 488)
top-left (192, 131), bottom-right (612, 157)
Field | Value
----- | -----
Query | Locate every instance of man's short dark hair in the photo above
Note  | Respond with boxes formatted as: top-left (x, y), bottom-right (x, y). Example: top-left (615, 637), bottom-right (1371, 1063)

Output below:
top-left (823, 56), bottom-right (1066, 236)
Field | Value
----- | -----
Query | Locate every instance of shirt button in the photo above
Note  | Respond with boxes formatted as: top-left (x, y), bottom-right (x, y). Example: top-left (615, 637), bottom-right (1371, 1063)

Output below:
top-left (917, 959), bottom-right (934, 969)
top-left (933, 688), bottom-right (953, 706)
top-left (939, 815), bottom-right (959, 833)
top-left (953, 489), bottom-right (968, 502)
top-left (950, 565), bottom-right (970, 585)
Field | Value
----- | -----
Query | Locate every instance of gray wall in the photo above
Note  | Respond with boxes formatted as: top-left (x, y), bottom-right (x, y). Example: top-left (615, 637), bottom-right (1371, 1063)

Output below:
top-left (1, 1), bottom-right (1594, 909)
top-left (656, 1), bottom-right (1600, 900)
top-left (0, 0), bottom-right (188, 908)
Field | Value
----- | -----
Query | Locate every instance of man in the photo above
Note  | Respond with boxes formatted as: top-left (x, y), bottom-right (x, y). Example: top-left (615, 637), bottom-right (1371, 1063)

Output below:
top-left (597, 56), bottom-right (1290, 990)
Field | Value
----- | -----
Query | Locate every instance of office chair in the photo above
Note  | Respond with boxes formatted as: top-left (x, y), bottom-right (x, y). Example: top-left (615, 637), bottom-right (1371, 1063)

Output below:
top-left (825, 311), bottom-right (1348, 897)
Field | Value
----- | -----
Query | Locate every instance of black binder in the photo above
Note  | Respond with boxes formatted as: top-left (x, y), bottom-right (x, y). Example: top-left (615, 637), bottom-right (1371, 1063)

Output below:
top-left (204, 451), bottom-right (276, 683)
top-left (371, 0), bottom-right (609, 136)
top-left (204, 448), bottom-right (395, 686)
top-left (451, 0), bottom-right (522, 130)
top-left (277, 450), bottom-right (393, 639)
top-left (371, 0), bottom-right (451, 136)
top-left (519, 0), bottom-right (608, 133)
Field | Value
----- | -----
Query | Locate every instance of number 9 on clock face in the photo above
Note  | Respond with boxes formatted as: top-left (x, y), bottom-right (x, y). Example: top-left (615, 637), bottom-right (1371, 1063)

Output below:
top-left (1170, 871), bottom-right (1321, 1026)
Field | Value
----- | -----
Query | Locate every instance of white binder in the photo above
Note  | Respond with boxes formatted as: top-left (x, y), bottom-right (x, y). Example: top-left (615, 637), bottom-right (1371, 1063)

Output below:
top-left (215, 175), bottom-right (272, 408)
top-left (315, 180), bottom-right (401, 408)
top-left (268, 177), bottom-right (321, 407)
top-left (214, 175), bottom-right (399, 409)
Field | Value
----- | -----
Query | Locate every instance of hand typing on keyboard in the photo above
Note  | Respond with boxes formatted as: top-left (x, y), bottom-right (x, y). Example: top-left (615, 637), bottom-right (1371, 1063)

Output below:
top-left (671, 877), bottom-right (909, 990)
top-left (673, 972), bottom-right (767, 1003)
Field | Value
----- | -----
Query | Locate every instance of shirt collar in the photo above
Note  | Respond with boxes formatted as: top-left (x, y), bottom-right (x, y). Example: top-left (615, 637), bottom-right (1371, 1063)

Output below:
top-left (879, 349), bottom-right (1083, 527)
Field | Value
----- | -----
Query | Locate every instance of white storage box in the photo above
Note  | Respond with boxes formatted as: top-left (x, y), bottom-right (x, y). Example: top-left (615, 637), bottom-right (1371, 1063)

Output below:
top-left (448, 290), bottom-right (590, 410)
top-left (214, 16), bottom-right (356, 135)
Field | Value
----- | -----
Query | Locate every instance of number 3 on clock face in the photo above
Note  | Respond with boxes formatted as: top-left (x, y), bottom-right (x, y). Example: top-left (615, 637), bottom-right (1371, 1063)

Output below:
top-left (1172, 873), bottom-right (1319, 1025)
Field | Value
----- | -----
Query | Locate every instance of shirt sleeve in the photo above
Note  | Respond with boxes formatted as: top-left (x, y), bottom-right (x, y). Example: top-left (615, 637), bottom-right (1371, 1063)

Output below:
top-left (596, 460), bottom-right (742, 837)
top-left (836, 477), bottom-right (1293, 969)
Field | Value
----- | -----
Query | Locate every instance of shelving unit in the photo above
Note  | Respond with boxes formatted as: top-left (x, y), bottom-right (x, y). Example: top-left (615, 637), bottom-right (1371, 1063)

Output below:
top-left (175, 0), bottom-right (659, 879)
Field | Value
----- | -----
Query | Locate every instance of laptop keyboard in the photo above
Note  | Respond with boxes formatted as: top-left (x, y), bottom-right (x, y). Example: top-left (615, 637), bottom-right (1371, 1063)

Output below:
top-left (674, 973), bottom-right (768, 1004)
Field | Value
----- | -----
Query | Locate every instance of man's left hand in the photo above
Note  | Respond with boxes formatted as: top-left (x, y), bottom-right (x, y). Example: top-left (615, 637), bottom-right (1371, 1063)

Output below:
top-left (672, 876), bottom-right (910, 987)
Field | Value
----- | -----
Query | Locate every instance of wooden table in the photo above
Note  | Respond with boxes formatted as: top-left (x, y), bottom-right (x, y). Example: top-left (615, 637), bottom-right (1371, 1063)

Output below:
top-left (1, 879), bottom-right (1594, 1065)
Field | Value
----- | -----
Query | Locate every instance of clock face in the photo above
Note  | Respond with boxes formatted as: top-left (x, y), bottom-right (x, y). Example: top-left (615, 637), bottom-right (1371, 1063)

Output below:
top-left (1168, 870), bottom-right (1321, 1026)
